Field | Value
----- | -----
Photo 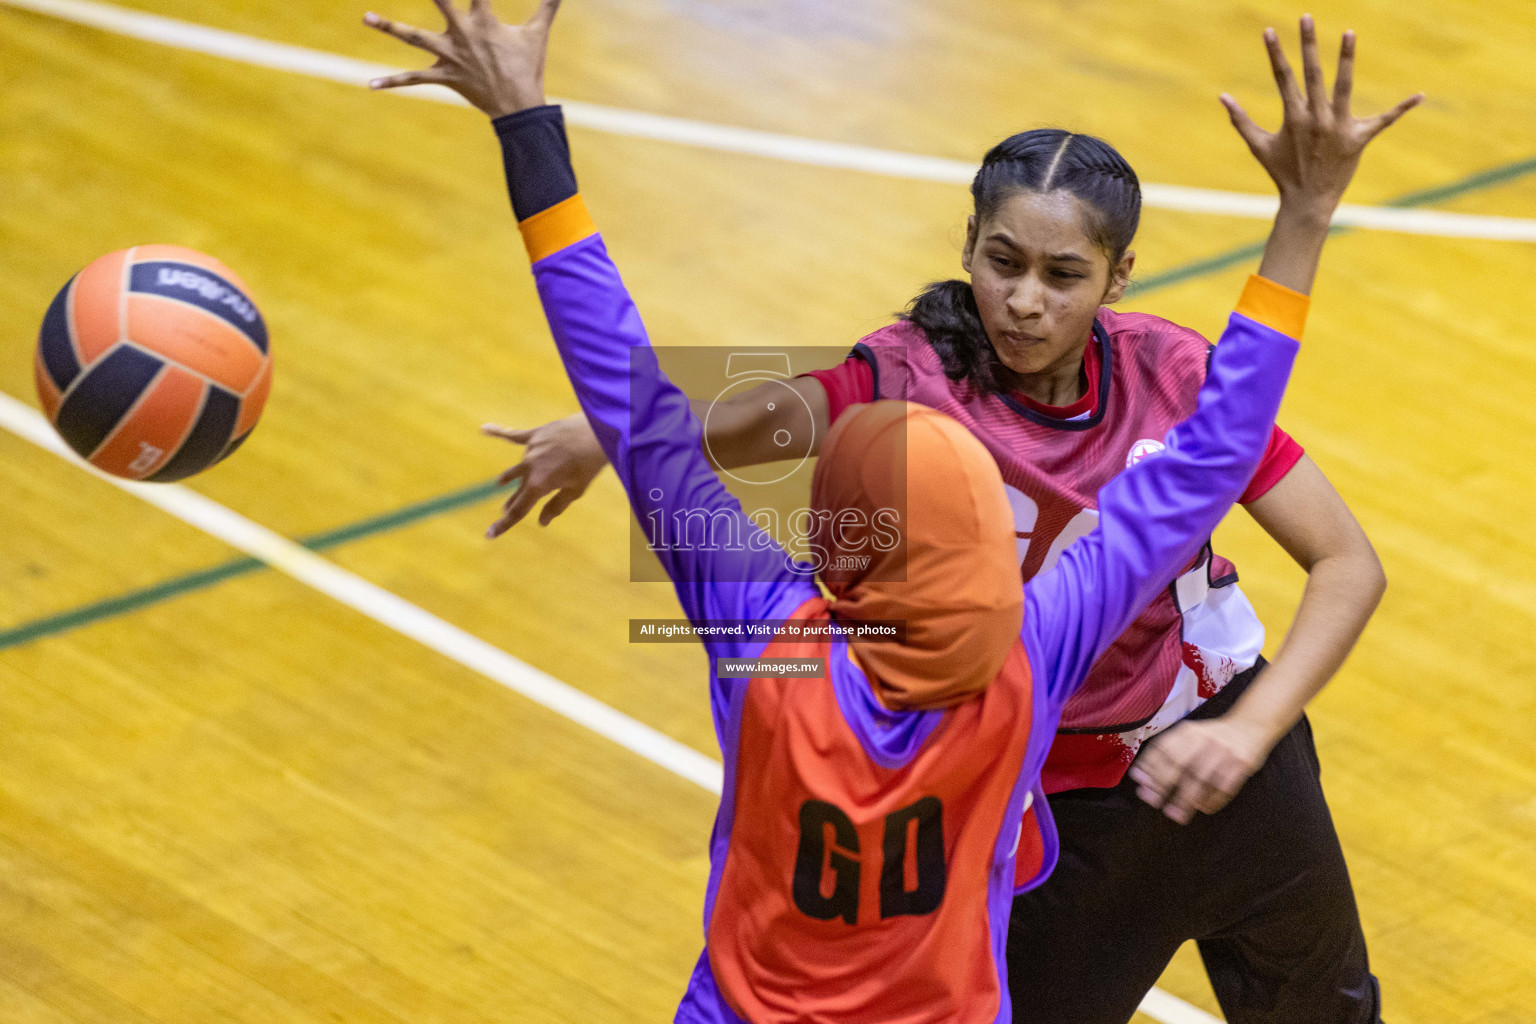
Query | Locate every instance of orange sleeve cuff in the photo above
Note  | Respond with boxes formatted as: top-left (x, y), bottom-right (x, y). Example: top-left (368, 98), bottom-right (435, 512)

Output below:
top-left (1235, 275), bottom-right (1310, 340)
top-left (519, 194), bottom-right (598, 263)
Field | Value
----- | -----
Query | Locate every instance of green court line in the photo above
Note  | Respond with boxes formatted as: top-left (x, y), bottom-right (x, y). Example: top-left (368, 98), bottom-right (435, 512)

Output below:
top-left (1386, 156), bottom-right (1536, 208)
top-left (5, 153), bottom-right (1535, 654)
top-left (1125, 155), bottom-right (1536, 297)
top-left (0, 478), bottom-right (506, 651)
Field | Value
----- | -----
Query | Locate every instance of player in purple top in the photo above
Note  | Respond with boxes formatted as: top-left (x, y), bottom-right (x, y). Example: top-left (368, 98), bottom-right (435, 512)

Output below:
top-left (364, 2), bottom-right (1398, 1020)
top-left (460, 13), bottom-right (1420, 1021)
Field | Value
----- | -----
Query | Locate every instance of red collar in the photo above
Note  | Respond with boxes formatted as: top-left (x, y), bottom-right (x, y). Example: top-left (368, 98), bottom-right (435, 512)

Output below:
top-left (1007, 336), bottom-right (1101, 419)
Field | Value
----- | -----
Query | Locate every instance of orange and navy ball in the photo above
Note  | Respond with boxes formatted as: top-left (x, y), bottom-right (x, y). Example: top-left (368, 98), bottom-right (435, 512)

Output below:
top-left (34, 245), bottom-right (272, 482)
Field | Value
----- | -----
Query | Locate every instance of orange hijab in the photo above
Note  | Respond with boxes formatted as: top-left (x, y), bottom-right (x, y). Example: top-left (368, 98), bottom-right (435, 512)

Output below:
top-left (808, 401), bottom-right (1023, 711)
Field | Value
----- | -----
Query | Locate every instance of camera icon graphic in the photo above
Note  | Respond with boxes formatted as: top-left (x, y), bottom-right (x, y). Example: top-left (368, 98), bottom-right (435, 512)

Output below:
top-left (702, 352), bottom-right (818, 486)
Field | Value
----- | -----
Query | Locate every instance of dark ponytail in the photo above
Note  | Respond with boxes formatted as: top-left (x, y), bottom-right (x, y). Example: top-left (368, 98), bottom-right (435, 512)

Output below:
top-left (901, 128), bottom-right (1142, 394)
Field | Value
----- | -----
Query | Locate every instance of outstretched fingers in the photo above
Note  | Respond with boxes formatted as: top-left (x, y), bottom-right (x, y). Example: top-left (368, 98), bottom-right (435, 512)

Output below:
top-left (428, 0), bottom-right (467, 34)
top-left (487, 493), bottom-right (535, 537)
top-left (486, 475), bottom-right (538, 536)
top-left (484, 425), bottom-right (535, 486)
top-left (1332, 29), bottom-right (1356, 116)
top-left (368, 65), bottom-right (451, 90)
top-left (1263, 26), bottom-right (1303, 116)
top-left (527, 0), bottom-right (562, 31)
top-left (1220, 93), bottom-right (1270, 156)
top-left (496, 461), bottom-right (530, 487)
top-left (1364, 92), bottom-right (1425, 140)
top-left (1298, 14), bottom-right (1328, 117)
top-left (363, 12), bottom-right (449, 57)
top-left (483, 423), bottom-right (536, 442)
top-left (538, 486), bottom-right (585, 526)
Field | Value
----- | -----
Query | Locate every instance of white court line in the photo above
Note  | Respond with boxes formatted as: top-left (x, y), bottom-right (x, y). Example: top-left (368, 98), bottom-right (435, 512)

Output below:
top-left (1138, 988), bottom-right (1223, 1024)
top-left (0, 389), bottom-right (1223, 1024)
top-left (0, 392), bottom-right (724, 795)
top-left (6, 0), bottom-right (1536, 242)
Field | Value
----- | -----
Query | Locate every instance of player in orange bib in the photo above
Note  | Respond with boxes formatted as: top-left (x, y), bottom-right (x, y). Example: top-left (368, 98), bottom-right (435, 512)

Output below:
top-left (368, 2), bottom-right (1391, 1021)
top-left (475, 14), bottom-right (1421, 1021)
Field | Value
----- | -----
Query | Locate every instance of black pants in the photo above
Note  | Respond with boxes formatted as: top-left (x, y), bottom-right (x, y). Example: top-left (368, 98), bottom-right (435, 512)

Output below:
top-left (1007, 664), bottom-right (1381, 1024)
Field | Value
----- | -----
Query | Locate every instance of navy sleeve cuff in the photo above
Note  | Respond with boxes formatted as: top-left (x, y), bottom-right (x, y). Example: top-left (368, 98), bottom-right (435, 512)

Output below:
top-left (492, 105), bottom-right (578, 222)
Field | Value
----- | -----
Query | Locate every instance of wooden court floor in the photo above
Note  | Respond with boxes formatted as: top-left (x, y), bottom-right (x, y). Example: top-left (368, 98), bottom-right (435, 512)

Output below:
top-left (2, 0), bottom-right (1535, 1021)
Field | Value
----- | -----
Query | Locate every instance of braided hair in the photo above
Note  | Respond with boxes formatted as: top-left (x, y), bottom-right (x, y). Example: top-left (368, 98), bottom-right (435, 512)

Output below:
top-left (901, 129), bottom-right (1141, 395)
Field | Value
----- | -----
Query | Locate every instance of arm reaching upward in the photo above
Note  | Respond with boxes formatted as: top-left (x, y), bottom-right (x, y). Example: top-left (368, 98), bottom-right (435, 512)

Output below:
top-left (366, 1), bottom-right (816, 658)
top-left (1229, 15), bottom-right (1422, 295)
top-left (1024, 278), bottom-right (1303, 706)
top-left (1025, 14), bottom-right (1417, 711)
top-left (500, 105), bottom-right (817, 601)
top-left (1126, 13), bottom-right (1415, 823)
top-left (495, 108), bottom-right (815, 647)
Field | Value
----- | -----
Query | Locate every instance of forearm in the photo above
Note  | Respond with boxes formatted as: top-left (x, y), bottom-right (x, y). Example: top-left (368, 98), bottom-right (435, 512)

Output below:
top-left (1128, 516), bottom-right (1386, 823)
top-left (1255, 199), bottom-right (1334, 296)
top-left (687, 376), bottom-right (827, 471)
top-left (686, 397), bottom-right (762, 471)
top-left (495, 107), bottom-right (702, 497)
top-left (686, 399), bottom-right (742, 470)
top-left (1228, 549), bottom-right (1385, 743)
top-left (497, 106), bottom-right (809, 626)
top-left (547, 381), bottom-right (825, 476)
top-left (495, 107), bottom-right (633, 472)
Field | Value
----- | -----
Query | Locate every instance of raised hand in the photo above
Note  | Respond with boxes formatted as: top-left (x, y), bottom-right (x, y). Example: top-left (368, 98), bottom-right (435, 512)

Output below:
top-left (364, 0), bottom-right (561, 118)
top-left (1222, 15), bottom-right (1422, 218)
top-left (481, 415), bottom-right (607, 536)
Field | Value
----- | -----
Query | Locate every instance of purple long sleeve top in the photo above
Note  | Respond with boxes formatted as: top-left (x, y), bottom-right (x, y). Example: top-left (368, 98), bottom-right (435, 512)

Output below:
top-left (493, 105), bottom-right (1302, 1023)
